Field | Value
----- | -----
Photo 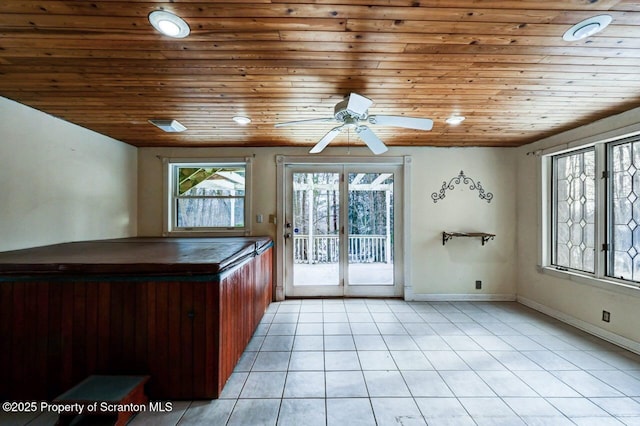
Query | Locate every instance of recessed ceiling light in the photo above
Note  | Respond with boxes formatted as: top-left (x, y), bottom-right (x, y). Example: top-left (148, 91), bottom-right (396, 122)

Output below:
top-left (149, 119), bottom-right (187, 132)
top-left (148, 10), bottom-right (190, 38)
top-left (446, 116), bottom-right (465, 125)
top-left (563, 15), bottom-right (612, 41)
top-left (233, 116), bottom-right (252, 125)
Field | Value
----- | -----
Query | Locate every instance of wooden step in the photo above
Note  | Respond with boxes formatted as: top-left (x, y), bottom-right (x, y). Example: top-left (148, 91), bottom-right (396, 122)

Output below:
top-left (53, 375), bottom-right (150, 426)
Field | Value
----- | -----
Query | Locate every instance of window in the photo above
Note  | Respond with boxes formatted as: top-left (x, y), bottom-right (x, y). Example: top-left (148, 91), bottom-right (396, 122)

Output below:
top-left (165, 158), bottom-right (251, 234)
top-left (552, 149), bottom-right (595, 273)
top-left (609, 138), bottom-right (640, 281)
top-left (547, 135), bottom-right (640, 288)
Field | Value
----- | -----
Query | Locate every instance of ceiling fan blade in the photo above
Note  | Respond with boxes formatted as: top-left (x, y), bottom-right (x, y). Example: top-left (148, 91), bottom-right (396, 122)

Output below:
top-left (368, 115), bottom-right (434, 130)
top-left (355, 126), bottom-right (388, 155)
top-left (346, 93), bottom-right (373, 116)
top-left (309, 126), bottom-right (343, 154)
top-left (274, 117), bottom-right (336, 128)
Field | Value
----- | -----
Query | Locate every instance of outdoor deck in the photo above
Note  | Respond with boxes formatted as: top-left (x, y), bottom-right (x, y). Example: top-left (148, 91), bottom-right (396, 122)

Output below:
top-left (294, 263), bottom-right (393, 286)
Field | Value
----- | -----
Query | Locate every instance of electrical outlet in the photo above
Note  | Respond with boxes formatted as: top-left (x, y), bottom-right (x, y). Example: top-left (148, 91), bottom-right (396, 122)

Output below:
top-left (602, 310), bottom-right (611, 323)
top-left (475, 280), bottom-right (482, 290)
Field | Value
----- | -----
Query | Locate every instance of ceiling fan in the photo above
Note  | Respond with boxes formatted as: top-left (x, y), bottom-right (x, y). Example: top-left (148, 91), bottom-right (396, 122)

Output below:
top-left (274, 93), bottom-right (434, 155)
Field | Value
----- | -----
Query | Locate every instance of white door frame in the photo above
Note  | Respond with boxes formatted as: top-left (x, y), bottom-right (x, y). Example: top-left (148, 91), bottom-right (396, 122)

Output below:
top-left (275, 155), bottom-right (412, 301)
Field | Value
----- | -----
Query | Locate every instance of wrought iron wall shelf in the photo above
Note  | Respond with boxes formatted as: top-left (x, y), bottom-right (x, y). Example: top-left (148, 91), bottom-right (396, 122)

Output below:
top-left (442, 232), bottom-right (495, 246)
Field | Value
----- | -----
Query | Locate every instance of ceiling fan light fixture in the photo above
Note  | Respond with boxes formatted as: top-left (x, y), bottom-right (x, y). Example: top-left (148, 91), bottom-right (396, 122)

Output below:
top-left (233, 116), bottom-right (252, 125)
top-left (274, 93), bottom-right (434, 155)
top-left (446, 116), bottom-right (465, 125)
top-left (562, 15), bottom-right (612, 41)
top-left (148, 10), bottom-right (190, 38)
top-left (149, 119), bottom-right (187, 132)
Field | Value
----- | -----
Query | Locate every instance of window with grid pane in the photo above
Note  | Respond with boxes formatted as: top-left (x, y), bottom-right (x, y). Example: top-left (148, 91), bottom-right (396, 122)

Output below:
top-left (552, 149), bottom-right (595, 272)
top-left (169, 162), bottom-right (247, 231)
top-left (609, 138), bottom-right (640, 281)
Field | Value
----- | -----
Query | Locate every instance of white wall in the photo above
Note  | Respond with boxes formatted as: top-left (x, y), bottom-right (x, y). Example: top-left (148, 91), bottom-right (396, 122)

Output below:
top-left (410, 147), bottom-right (517, 300)
top-left (516, 106), bottom-right (640, 351)
top-left (138, 145), bottom-right (517, 299)
top-left (0, 97), bottom-right (137, 252)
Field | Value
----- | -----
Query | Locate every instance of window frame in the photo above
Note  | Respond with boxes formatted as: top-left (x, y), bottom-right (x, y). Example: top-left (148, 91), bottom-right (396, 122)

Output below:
top-left (606, 136), bottom-right (640, 282)
top-left (550, 147), bottom-right (596, 274)
top-left (542, 135), bottom-right (640, 292)
top-left (163, 157), bottom-right (252, 236)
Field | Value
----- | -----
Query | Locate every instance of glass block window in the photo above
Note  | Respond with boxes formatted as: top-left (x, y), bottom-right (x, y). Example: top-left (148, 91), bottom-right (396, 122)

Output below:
top-left (552, 149), bottom-right (595, 272)
top-left (609, 138), bottom-right (640, 281)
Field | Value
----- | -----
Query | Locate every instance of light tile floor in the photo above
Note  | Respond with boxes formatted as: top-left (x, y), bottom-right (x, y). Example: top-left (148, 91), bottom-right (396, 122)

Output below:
top-left (3, 300), bottom-right (640, 425)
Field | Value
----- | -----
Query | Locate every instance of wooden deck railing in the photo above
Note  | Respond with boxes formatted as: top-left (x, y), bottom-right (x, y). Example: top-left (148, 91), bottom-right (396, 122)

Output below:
top-left (294, 235), bottom-right (391, 264)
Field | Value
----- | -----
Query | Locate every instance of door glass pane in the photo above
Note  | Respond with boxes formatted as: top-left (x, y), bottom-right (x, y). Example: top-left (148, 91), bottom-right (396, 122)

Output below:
top-left (348, 172), bottom-right (394, 285)
top-left (292, 172), bottom-right (340, 286)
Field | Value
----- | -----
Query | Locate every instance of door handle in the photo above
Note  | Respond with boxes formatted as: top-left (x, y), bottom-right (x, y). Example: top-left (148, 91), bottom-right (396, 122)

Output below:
top-left (284, 233), bottom-right (292, 239)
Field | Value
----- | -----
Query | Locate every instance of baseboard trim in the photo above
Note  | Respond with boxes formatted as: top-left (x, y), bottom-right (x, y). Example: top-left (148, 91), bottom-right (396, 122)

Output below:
top-left (517, 296), bottom-right (640, 355)
top-left (407, 293), bottom-right (516, 302)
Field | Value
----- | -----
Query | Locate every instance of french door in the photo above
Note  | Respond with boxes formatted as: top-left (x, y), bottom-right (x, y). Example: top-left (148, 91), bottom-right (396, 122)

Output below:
top-left (284, 164), bottom-right (403, 297)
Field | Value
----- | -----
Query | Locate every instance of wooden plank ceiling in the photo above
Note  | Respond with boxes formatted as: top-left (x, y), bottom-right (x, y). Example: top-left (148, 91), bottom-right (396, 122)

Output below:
top-left (1, 1), bottom-right (640, 149)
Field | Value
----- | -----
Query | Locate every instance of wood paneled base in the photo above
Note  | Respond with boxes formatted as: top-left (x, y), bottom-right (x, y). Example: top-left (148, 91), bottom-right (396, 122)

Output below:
top-left (0, 248), bottom-right (272, 400)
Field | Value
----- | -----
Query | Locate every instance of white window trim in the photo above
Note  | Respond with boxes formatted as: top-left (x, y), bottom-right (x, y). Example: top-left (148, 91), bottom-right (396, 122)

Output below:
top-left (540, 136), bottom-right (640, 294)
top-left (162, 156), bottom-right (252, 237)
top-left (539, 265), bottom-right (640, 297)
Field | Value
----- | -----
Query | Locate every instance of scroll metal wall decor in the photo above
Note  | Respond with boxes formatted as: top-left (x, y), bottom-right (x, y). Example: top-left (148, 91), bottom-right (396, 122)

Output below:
top-left (431, 170), bottom-right (493, 203)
